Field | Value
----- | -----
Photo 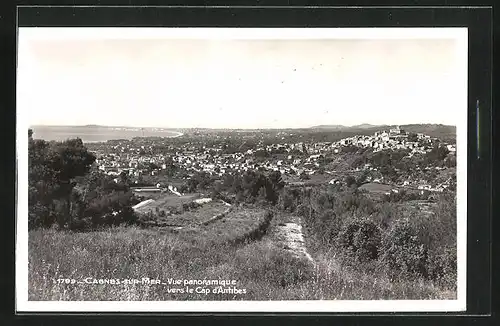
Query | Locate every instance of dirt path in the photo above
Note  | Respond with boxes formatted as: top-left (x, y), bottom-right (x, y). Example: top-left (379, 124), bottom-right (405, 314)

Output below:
top-left (269, 214), bottom-right (316, 267)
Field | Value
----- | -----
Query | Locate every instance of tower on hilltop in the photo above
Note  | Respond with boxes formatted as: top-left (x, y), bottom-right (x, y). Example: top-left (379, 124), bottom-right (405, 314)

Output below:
top-left (390, 125), bottom-right (403, 135)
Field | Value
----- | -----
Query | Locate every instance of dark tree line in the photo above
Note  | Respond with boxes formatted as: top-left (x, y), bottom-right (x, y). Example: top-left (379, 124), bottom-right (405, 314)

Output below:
top-left (219, 170), bottom-right (285, 205)
top-left (181, 169), bottom-right (285, 206)
top-left (28, 129), bottom-right (139, 230)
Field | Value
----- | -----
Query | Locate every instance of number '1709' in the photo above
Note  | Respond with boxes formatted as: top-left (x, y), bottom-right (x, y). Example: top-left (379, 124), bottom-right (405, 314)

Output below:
top-left (55, 278), bottom-right (76, 284)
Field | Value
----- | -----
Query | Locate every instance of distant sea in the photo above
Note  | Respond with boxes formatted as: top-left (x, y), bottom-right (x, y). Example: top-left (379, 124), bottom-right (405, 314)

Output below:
top-left (30, 126), bottom-right (182, 143)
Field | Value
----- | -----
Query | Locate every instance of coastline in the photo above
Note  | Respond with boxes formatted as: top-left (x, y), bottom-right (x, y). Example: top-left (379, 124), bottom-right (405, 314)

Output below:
top-left (170, 131), bottom-right (184, 138)
top-left (32, 128), bottom-right (184, 143)
top-left (82, 131), bottom-right (183, 143)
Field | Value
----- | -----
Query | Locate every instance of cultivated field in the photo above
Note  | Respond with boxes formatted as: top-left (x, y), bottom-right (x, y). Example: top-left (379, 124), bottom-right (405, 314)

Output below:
top-left (155, 201), bottom-right (230, 227)
top-left (133, 193), bottom-right (200, 214)
top-left (358, 182), bottom-right (394, 194)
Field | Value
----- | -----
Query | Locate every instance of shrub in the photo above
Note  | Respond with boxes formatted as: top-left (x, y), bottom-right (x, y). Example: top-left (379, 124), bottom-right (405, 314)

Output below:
top-left (28, 202), bottom-right (54, 230)
top-left (444, 155), bottom-right (456, 168)
top-left (278, 189), bottom-right (297, 212)
top-left (381, 218), bottom-right (428, 279)
top-left (344, 175), bottom-right (356, 187)
top-left (296, 204), bottom-right (309, 218)
top-left (299, 172), bottom-right (310, 180)
top-left (338, 219), bottom-right (381, 263)
top-left (68, 217), bottom-right (92, 231)
top-left (427, 246), bottom-right (457, 289)
top-left (372, 202), bottom-right (398, 229)
top-left (313, 209), bottom-right (342, 247)
top-left (119, 206), bottom-right (139, 225)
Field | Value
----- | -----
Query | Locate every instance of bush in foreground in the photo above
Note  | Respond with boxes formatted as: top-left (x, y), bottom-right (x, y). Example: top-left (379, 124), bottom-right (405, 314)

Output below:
top-left (381, 218), bottom-right (428, 280)
top-left (337, 219), bottom-right (381, 263)
top-left (427, 245), bottom-right (457, 289)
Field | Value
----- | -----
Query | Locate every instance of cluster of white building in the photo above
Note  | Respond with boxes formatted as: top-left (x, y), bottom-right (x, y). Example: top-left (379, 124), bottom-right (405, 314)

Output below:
top-left (333, 126), bottom-right (456, 155)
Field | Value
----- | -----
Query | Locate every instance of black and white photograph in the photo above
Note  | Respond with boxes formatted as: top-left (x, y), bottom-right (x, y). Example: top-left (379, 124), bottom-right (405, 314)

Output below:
top-left (16, 27), bottom-right (467, 312)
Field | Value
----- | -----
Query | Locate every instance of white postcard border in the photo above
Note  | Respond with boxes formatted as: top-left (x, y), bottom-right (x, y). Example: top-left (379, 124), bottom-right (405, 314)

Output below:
top-left (16, 27), bottom-right (468, 313)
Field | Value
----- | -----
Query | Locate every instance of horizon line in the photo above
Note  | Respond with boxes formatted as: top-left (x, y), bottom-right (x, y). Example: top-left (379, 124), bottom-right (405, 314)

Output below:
top-left (29, 122), bottom-right (457, 129)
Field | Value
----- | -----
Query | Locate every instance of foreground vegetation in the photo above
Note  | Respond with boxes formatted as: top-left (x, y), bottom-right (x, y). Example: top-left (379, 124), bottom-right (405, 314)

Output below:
top-left (29, 224), bottom-right (454, 301)
top-left (29, 188), bottom-right (456, 301)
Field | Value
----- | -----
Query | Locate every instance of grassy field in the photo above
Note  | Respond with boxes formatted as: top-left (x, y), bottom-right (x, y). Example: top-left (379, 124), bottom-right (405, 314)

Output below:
top-left (134, 193), bottom-right (200, 214)
top-left (154, 201), bottom-right (229, 226)
top-left (28, 228), bottom-right (454, 301)
top-left (29, 204), bottom-right (455, 301)
top-left (358, 182), bottom-right (394, 194)
top-left (29, 207), bottom-right (275, 301)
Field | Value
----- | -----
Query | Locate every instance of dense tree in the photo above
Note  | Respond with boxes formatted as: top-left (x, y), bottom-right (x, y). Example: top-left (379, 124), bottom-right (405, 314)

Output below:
top-left (28, 139), bottom-right (59, 228)
top-left (338, 219), bottom-right (382, 262)
top-left (408, 132), bottom-right (419, 142)
top-left (28, 135), bottom-right (122, 229)
top-left (268, 171), bottom-right (285, 192)
top-left (444, 155), bottom-right (456, 168)
top-left (119, 170), bottom-right (130, 186)
top-left (379, 165), bottom-right (398, 182)
top-left (254, 149), bottom-right (270, 158)
top-left (48, 138), bottom-right (96, 225)
top-left (424, 145), bottom-right (449, 165)
top-left (148, 162), bottom-right (159, 171)
top-left (381, 219), bottom-right (428, 279)
top-left (344, 175), bottom-right (356, 187)
top-left (209, 169), bottom-right (281, 205)
top-left (302, 143), bottom-right (308, 155)
top-left (356, 170), bottom-right (370, 187)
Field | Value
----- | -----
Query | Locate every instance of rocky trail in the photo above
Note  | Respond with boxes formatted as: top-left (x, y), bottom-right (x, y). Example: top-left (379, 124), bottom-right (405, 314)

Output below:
top-left (269, 214), bottom-right (316, 267)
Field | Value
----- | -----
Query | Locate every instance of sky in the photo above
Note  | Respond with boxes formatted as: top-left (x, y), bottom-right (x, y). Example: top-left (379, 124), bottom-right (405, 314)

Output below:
top-left (17, 28), bottom-right (467, 129)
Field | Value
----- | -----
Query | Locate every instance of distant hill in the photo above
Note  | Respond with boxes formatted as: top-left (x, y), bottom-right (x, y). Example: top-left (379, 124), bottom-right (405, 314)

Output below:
top-left (399, 124), bottom-right (455, 134)
top-left (83, 124), bottom-right (103, 128)
top-left (350, 123), bottom-right (380, 129)
top-left (310, 124), bottom-right (388, 131)
top-left (308, 123), bottom-right (456, 142)
top-left (398, 124), bottom-right (456, 142)
top-left (310, 125), bottom-right (347, 130)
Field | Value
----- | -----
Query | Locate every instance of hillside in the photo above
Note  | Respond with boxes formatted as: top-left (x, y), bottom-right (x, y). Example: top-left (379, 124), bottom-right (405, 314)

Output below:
top-left (309, 125), bottom-right (347, 130)
top-left (308, 124), bottom-right (455, 142)
top-left (400, 124), bottom-right (456, 141)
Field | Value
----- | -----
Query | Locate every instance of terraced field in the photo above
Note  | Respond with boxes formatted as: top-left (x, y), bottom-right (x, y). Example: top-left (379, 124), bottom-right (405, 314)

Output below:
top-left (358, 182), bottom-right (394, 194)
top-left (134, 193), bottom-right (200, 214)
top-left (180, 207), bottom-right (273, 245)
top-left (141, 201), bottom-right (230, 227)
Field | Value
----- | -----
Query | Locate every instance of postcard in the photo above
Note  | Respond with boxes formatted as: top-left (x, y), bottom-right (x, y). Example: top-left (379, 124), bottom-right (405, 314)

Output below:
top-left (16, 27), bottom-right (467, 312)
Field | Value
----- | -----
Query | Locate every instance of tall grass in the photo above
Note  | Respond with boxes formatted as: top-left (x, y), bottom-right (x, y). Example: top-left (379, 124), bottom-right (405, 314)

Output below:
top-left (28, 222), bottom-right (454, 301)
